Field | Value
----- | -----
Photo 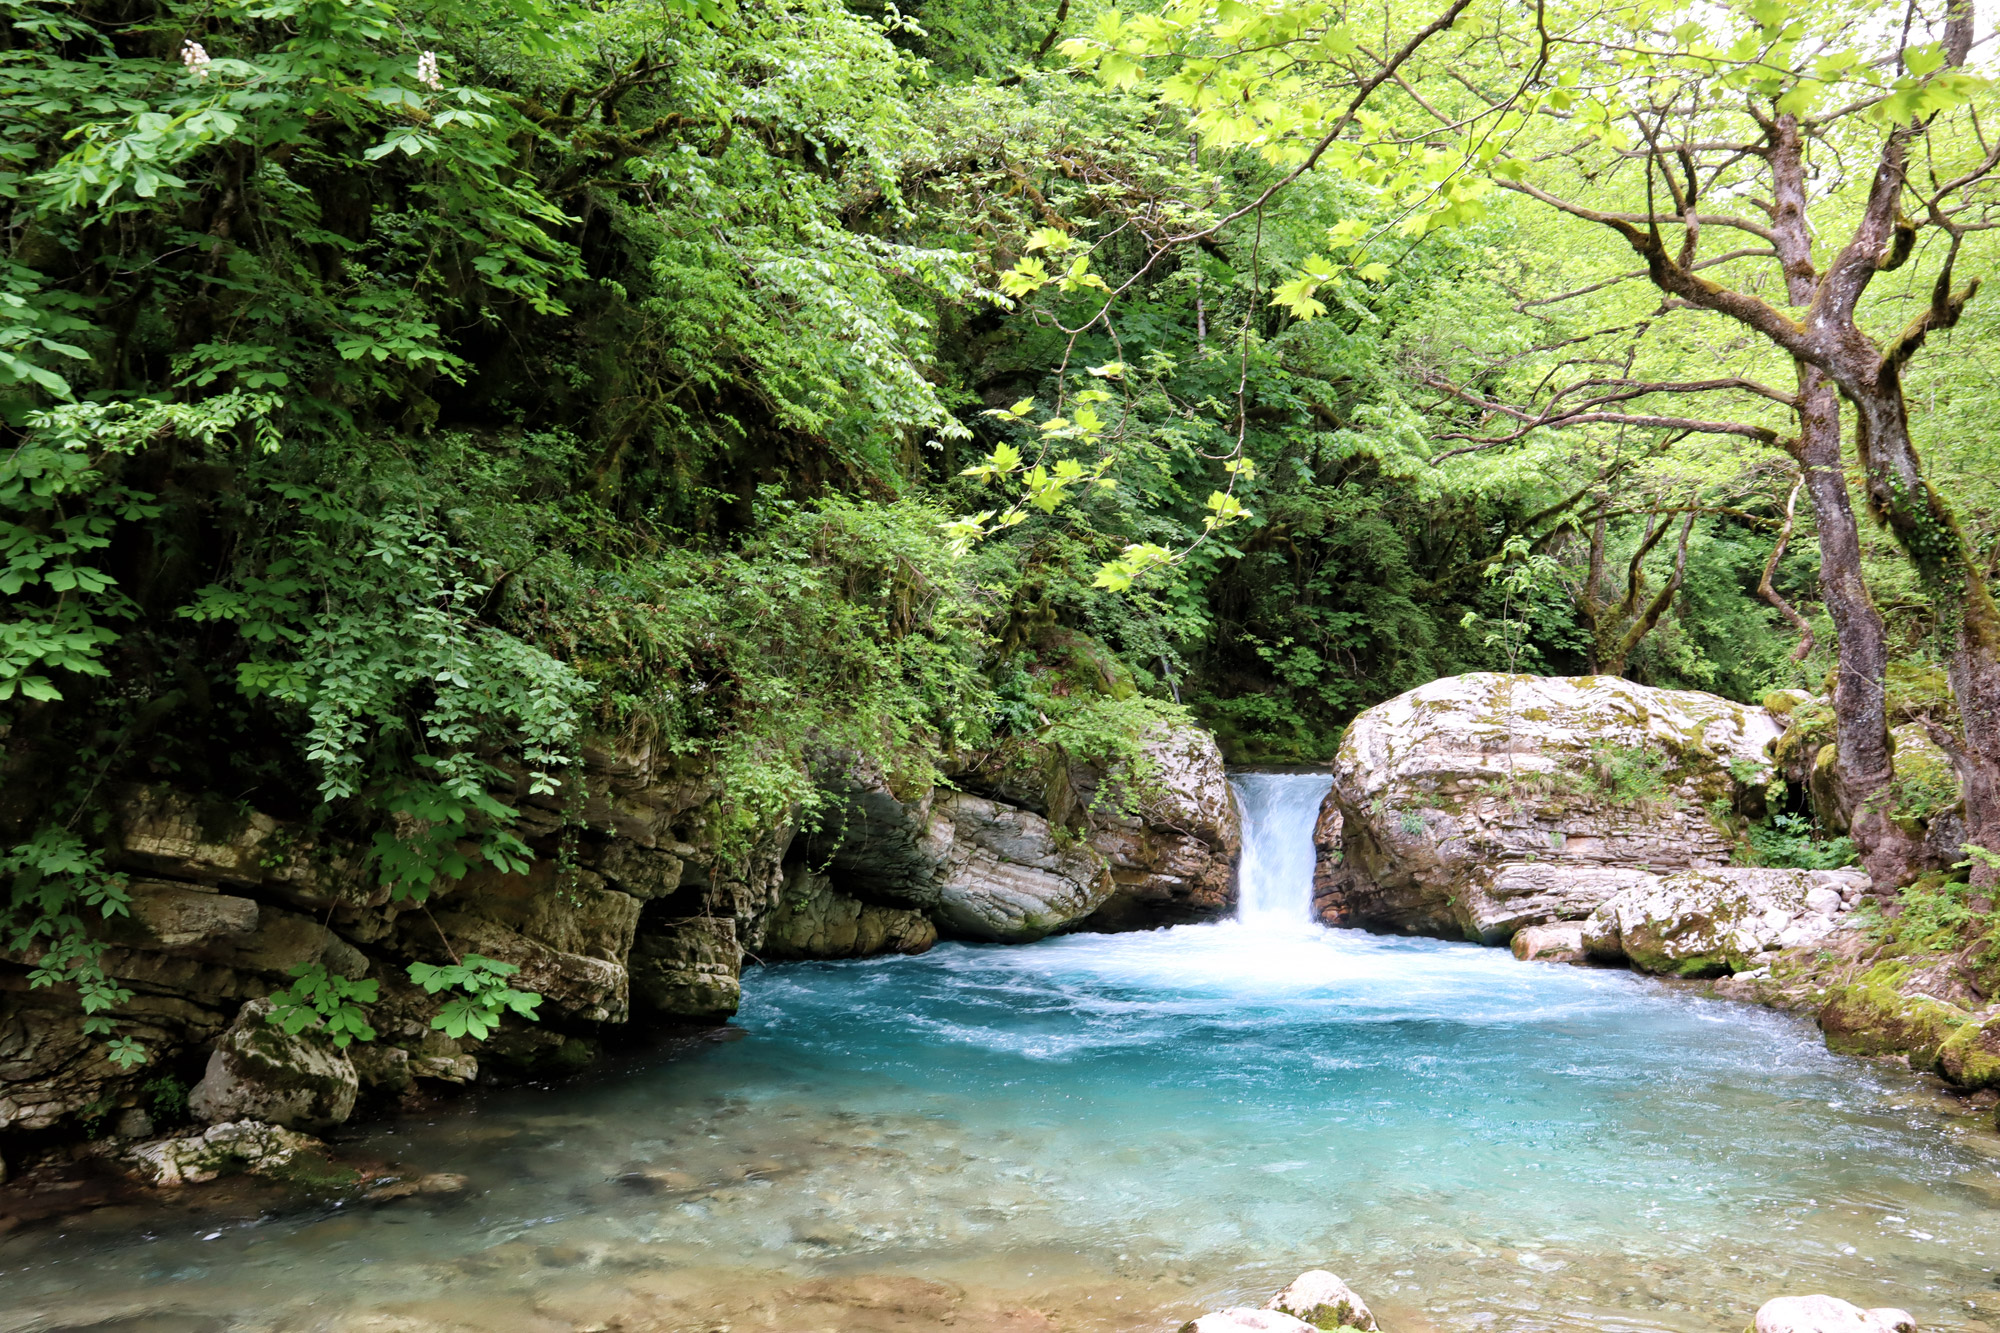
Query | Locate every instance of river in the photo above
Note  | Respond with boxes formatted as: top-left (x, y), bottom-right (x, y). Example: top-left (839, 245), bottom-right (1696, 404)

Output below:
top-left (3, 774), bottom-right (1996, 1333)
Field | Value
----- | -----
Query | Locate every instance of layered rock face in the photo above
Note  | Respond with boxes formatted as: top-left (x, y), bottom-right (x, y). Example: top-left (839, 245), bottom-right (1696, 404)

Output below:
top-left (807, 721), bottom-right (1241, 941)
top-left (1317, 674), bottom-right (1784, 942)
top-left (2, 723), bottom-right (1239, 1158)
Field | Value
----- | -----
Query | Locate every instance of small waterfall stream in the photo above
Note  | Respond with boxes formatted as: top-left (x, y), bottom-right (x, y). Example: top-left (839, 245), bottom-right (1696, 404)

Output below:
top-left (3, 773), bottom-right (1998, 1333)
top-left (1230, 772), bottom-right (1334, 925)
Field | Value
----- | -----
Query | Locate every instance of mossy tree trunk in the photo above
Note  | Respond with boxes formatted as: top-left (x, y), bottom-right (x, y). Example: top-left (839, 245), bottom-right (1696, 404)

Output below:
top-left (1768, 123), bottom-right (1922, 891)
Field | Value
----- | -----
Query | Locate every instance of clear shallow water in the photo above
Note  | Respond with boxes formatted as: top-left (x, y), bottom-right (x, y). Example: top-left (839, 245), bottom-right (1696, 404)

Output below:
top-left (5, 775), bottom-right (2000, 1333)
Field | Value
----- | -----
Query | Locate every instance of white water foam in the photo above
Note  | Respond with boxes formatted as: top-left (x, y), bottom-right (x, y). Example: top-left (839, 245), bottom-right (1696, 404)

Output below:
top-left (1230, 771), bottom-right (1334, 925)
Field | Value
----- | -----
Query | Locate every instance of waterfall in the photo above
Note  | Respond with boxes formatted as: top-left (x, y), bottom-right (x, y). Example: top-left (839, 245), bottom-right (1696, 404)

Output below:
top-left (1228, 771), bottom-right (1335, 926)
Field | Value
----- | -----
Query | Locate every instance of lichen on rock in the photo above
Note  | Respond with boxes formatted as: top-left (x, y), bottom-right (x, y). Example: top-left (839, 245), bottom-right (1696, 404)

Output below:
top-left (1319, 674), bottom-right (1785, 941)
top-left (116, 1118), bottom-right (339, 1188)
top-left (1583, 868), bottom-right (1865, 977)
top-left (1264, 1270), bottom-right (1376, 1331)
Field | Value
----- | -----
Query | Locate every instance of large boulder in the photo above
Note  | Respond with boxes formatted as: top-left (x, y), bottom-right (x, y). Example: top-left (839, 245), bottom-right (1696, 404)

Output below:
top-left (1083, 724), bottom-right (1241, 930)
top-left (929, 793), bottom-right (1116, 941)
top-left (189, 997), bottom-right (360, 1131)
top-left (1817, 960), bottom-right (1974, 1074)
top-left (808, 724), bottom-right (1237, 940)
top-left (629, 916), bottom-right (742, 1019)
top-left (1581, 868), bottom-right (1866, 976)
top-left (1311, 793), bottom-right (1349, 923)
top-left (1322, 674), bottom-right (1784, 941)
top-left (805, 774), bottom-right (1114, 943)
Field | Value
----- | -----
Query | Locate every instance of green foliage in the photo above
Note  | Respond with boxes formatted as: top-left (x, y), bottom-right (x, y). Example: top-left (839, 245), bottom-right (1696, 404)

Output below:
top-left (1, 829), bottom-right (144, 1068)
top-left (1884, 875), bottom-right (1988, 956)
top-left (143, 1073), bottom-right (190, 1126)
top-left (266, 962), bottom-right (380, 1049)
top-left (1462, 537), bottom-right (1563, 675)
top-left (1582, 741), bottom-right (1674, 813)
top-left (5, 0), bottom-right (1994, 1089)
top-left (1745, 813), bottom-right (1859, 871)
top-left (407, 954), bottom-right (543, 1042)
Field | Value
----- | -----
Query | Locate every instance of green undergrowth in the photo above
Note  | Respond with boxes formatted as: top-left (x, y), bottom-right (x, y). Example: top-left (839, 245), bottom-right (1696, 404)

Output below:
top-left (1483, 739), bottom-right (1679, 814)
top-left (1742, 812), bottom-right (1859, 870)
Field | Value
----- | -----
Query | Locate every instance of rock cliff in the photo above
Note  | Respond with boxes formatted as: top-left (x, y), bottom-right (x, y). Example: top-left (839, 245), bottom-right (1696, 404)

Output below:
top-left (1, 723), bottom-right (1239, 1163)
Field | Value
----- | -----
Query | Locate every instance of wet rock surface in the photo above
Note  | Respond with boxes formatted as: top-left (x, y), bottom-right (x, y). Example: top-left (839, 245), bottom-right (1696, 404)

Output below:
top-left (188, 997), bottom-right (358, 1131)
top-left (1264, 1269), bottom-right (1377, 1330)
top-left (1757, 1294), bottom-right (1920, 1333)
top-left (808, 723), bottom-right (1241, 940)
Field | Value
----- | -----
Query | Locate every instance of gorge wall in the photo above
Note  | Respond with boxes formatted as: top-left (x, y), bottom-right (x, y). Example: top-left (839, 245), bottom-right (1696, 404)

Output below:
top-left (0, 725), bottom-right (1239, 1166)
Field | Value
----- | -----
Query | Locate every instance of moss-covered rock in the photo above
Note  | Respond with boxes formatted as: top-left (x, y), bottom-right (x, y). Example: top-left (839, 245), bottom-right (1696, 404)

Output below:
top-left (629, 916), bottom-right (742, 1020)
top-left (1263, 1270), bottom-right (1377, 1331)
top-left (1887, 724), bottom-right (1961, 827)
top-left (1936, 1013), bottom-right (2000, 1088)
top-left (1818, 962), bottom-right (1970, 1070)
top-left (758, 865), bottom-right (937, 959)
top-left (1583, 868), bottom-right (1862, 976)
top-left (118, 1118), bottom-right (340, 1188)
top-left (188, 997), bottom-right (359, 1131)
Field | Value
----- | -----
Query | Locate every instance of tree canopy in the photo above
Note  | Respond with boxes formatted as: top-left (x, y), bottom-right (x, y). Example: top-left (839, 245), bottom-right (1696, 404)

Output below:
top-left (3, 0), bottom-right (1997, 1062)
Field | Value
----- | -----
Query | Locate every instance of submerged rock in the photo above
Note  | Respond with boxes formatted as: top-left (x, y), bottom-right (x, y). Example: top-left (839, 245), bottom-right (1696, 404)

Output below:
top-left (1319, 674), bottom-right (1783, 941)
top-left (1755, 1295), bottom-right (1917, 1333)
top-left (189, 997), bottom-right (359, 1131)
top-left (1181, 1310), bottom-right (1318, 1333)
top-left (1265, 1269), bottom-right (1377, 1330)
top-left (1581, 868), bottom-right (1866, 977)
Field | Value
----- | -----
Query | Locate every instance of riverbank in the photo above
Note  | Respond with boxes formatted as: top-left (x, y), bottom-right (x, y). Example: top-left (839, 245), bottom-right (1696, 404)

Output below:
top-left (8, 915), bottom-right (2000, 1333)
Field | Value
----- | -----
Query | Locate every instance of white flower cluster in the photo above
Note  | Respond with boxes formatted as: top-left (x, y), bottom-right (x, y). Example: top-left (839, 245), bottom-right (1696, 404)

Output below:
top-left (181, 38), bottom-right (210, 79)
top-left (416, 50), bottom-right (442, 91)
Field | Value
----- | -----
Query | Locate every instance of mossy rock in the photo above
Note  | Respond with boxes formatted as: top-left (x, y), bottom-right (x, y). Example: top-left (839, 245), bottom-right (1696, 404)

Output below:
top-left (1887, 662), bottom-right (1958, 729)
top-left (1886, 723), bottom-right (1961, 826)
top-left (1818, 962), bottom-right (1969, 1070)
top-left (1938, 1015), bottom-right (2000, 1089)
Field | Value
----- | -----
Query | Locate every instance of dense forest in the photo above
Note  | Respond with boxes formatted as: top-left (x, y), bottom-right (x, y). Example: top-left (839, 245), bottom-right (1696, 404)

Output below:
top-left (2, 0), bottom-right (1996, 1071)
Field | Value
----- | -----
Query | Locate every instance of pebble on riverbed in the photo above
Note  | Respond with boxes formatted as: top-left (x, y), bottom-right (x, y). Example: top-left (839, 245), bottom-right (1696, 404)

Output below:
top-left (1186, 1273), bottom-right (1922, 1333)
top-left (1265, 1270), bottom-right (1378, 1330)
top-left (1755, 1295), bottom-right (1918, 1333)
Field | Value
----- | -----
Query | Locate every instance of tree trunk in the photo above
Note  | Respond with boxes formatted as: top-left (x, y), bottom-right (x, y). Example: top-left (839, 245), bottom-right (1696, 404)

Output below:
top-left (1848, 387), bottom-right (2000, 888)
top-left (1768, 114), bottom-right (1922, 889)
top-left (1598, 508), bottom-right (1694, 679)
top-left (1791, 368), bottom-right (1921, 885)
top-left (1756, 474), bottom-right (1814, 662)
